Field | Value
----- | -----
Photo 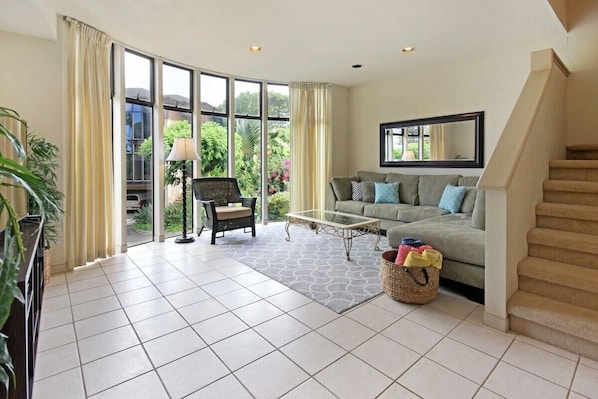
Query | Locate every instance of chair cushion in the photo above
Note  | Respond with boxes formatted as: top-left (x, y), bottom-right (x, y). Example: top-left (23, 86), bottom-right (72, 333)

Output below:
top-left (215, 206), bottom-right (253, 220)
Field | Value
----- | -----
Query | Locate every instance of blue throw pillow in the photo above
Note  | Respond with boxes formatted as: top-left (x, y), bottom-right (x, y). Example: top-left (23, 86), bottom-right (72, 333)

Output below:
top-left (374, 182), bottom-right (400, 204)
top-left (438, 184), bottom-right (467, 213)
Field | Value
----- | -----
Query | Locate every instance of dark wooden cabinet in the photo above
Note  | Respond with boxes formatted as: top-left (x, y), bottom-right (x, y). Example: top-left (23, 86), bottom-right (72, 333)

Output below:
top-left (1, 216), bottom-right (44, 399)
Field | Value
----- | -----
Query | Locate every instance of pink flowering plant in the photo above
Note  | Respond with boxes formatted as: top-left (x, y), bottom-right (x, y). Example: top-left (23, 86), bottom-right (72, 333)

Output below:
top-left (267, 158), bottom-right (290, 194)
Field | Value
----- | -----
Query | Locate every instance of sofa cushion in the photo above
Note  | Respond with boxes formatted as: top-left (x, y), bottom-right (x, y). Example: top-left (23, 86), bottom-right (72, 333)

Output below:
top-left (458, 176), bottom-right (480, 187)
top-left (351, 181), bottom-right (363, 201)
top-left (418, 175), bottom-right (461, 205)
top-left (374, 182), bottom-right (400, 204)
top-left (385, 173), bottom-right (420, 205)
top-left (362, 181), bottom-right (376, 202)
top-left (357, 171), bottom-right (387, 182)
top-left (335, 200), bottom-right (367, 215)
top-left (397, 206), bottom-right (449, 223)
top-left (438, 185), bottom-right (467, 213)
top-left (330, 176), bottom-right (356, 201)
top-left (460, 187), bottom-right (477, 214)
top-left (387, 214), bottom-right (485, 267)
top-left (363, 203), bottom-right (407, 220)
top-left (472, 189), bottom-right (486, 230)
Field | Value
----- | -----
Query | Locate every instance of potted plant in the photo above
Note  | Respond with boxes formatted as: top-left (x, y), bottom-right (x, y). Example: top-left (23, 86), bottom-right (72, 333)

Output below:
top-left (26, 133), bottom-right (64, 283)
top-left (0, 106), bottom-right (60, 392)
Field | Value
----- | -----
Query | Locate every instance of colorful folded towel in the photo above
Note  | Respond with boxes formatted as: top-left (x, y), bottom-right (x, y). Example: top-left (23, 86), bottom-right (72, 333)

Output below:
top-left (395, 244), bottom-right (434, 265)
top-left (403, 249), bottom-right (443, 270)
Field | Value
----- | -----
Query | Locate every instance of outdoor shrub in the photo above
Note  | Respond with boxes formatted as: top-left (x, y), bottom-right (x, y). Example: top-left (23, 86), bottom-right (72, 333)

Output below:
top-left (268, 191), bottom-right (290, 221)
top-left (133, 203), bottom-right (153, 231)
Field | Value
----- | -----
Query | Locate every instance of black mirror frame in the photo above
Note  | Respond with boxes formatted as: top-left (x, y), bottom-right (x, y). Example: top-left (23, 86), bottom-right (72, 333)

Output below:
top-left (379, 111), bottom-right (484, 168)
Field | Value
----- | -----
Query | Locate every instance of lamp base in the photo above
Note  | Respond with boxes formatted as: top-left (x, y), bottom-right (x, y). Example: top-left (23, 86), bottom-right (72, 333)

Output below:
top-left (174, 236), bottom-right (195, 244)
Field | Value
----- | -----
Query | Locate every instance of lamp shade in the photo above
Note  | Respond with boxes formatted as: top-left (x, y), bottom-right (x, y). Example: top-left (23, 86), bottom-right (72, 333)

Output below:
top-left (166, 138), bottom-right (201, 161)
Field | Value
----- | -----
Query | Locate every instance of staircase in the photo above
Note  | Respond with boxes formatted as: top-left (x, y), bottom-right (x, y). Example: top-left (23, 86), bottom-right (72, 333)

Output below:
top-left (507, 152), bottom-right (598, 361)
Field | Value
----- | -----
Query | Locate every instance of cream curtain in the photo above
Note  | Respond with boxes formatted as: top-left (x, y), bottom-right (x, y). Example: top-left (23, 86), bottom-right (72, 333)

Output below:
top-left (66, 21), bottom-right (113, 268)
top-left (289, 83), bottom-right (331, 212)
top-left (429, 124), bottom-right (446, 160)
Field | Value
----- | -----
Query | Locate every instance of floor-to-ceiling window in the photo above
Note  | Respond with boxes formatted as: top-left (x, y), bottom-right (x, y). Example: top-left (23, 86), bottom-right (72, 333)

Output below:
top-left (200, 73), bottom-right (228, 177)
top-left (162, 63), bottom-right (193, 238)
top-left (266, 84), bottom-right (290, 222)
top-left (118, 51), bottom-right (289, 245)
top-left (124, 50), bottom-right (154, 246)
top-left (234, 79), bottom-right (262, 221)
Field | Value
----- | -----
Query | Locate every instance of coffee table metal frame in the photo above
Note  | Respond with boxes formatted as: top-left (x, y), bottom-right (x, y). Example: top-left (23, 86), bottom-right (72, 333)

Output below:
top-left (285, 210), bottom-right (381, 260)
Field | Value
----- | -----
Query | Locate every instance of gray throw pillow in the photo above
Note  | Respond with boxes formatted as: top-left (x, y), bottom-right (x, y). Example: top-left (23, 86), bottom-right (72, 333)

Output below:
top-left (330, 176), bottom-right (356, 201)
top-left (361, 181), bottom-right (376, 203)
top-left (472, 189), bottom-right (486, 230)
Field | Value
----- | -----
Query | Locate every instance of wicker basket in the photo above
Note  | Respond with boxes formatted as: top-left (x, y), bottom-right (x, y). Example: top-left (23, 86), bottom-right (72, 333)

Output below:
top-left (380, 250), bottom-right (439, 304)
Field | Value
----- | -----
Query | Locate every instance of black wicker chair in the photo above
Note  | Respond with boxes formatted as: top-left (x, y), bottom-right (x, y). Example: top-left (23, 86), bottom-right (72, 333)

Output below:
top-left (192, 177), bottom-right (257, 244)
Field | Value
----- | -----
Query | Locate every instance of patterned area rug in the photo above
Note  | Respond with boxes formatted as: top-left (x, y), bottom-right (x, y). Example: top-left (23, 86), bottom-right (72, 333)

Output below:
top-left (200, 222), bottom-right (389, 313)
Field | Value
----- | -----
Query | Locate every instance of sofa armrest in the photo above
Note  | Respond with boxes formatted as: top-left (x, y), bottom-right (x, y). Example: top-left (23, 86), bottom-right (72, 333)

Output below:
top-left (326, 182), bottom-right (337, 211)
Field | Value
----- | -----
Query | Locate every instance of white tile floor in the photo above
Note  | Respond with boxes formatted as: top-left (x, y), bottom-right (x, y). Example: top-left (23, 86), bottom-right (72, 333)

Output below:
top-left (33, 236), bottom-right (598, 399)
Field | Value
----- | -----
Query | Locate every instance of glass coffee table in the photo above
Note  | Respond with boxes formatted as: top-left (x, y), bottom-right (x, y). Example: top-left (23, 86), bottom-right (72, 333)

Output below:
top-left (285, 210), bottom-right (381, 260)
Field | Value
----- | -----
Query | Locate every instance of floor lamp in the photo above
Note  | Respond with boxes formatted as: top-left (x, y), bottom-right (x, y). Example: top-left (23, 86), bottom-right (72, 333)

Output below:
top-left (166, 138), bottom-right (201, 244)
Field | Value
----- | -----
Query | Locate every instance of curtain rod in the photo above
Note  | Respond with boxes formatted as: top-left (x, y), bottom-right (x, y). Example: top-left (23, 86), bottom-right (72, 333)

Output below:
top-left (62, 15), bottom-right (110, 38)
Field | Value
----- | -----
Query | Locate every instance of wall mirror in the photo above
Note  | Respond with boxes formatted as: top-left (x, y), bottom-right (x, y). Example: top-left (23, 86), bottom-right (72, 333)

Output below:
top-left (379, 111), bottom-right (484, 168)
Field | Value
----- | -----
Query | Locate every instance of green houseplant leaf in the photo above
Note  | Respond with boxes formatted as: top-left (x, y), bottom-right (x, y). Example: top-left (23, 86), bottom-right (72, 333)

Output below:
top-left (26, 133), bottom-right (64, 247)
top-left (0, 106), bottom-right (60, 393)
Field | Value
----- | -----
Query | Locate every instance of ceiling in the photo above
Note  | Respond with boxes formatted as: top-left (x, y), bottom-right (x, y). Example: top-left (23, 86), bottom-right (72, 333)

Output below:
top-left (1, 0), bottom-right (565, 87)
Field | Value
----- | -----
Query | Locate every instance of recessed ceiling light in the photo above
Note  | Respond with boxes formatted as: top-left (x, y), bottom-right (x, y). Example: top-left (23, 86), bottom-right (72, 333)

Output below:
top-left (402, 47), bottom-right (416, 53)
top-left (352, 64), bottom-right (363, 69)
top-left (249, 46), bottom-right (262, 52)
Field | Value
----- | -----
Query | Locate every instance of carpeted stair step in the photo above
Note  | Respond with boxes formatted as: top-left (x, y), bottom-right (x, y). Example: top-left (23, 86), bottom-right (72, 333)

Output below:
top-left (536, 202), bottom-right (598, 234)
top-left (527, 228), bottom-right (598, 269)
top-left (518, 256), bottom-right (598, 310)
top-left (508, 291), bottom-right (598, 361)
top-left (549, 160), bottom-right (598, 181)
top-left (543, 180), bottom-right (598, 206)
top-left (567, 144), bottom-right (598, 160)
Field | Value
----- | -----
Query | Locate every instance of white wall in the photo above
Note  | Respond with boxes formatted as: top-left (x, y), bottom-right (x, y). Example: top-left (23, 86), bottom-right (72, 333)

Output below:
top-left (566, 0), bottom-right (598, 146)
top-left (330, 85), bottom-right (349, 177)
top-left (346, 43), bottom-right (567, 177)
top-left (0, 29), bottom-right (67, 269)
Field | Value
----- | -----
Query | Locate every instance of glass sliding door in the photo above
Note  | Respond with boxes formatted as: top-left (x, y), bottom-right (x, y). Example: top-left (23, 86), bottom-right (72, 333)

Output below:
top-left (124, 50), bottom-right (154, 246)
top-left (163, 64), bottom-right (193, 238)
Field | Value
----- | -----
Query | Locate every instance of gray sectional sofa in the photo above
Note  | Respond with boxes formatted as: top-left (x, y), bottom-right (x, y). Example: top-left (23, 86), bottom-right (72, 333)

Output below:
top-left (326, 171), bottom-right (486, 296)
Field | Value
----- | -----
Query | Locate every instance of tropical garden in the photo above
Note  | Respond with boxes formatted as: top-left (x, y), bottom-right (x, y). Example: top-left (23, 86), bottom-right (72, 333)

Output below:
top-left (132, 89), bottom-right (290, 233)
